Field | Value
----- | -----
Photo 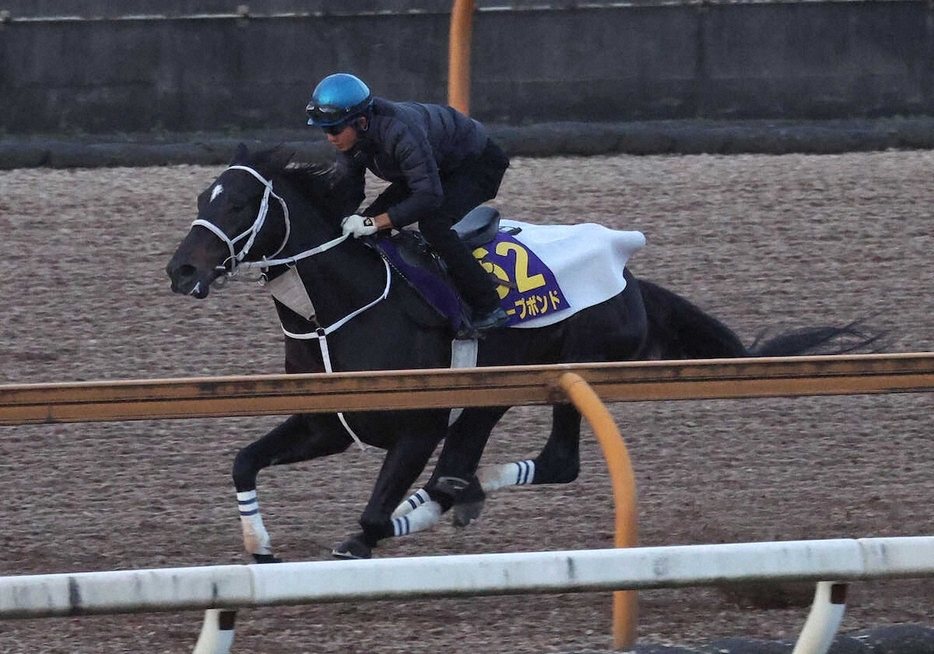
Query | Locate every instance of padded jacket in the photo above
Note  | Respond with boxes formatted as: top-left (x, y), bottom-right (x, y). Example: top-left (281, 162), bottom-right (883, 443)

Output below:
top-left (340, 97), bottom-right (489, 229)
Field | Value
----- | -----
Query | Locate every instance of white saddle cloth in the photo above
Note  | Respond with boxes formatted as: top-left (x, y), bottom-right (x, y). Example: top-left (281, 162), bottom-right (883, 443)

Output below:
top-left (497, 219), bottom-right (646, 329)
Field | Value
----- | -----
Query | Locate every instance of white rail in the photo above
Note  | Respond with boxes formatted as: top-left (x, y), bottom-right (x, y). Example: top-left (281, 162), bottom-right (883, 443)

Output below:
top-left (1, 536), bottom-right (931, 619)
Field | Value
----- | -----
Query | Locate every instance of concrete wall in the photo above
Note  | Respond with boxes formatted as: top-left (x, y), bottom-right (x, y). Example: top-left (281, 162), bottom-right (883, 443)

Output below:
top-left (1, 1), bottom-right (932, 135)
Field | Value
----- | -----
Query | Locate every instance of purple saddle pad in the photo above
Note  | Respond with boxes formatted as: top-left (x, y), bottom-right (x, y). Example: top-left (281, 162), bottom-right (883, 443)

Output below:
top-left (374, 235), bottom-right (467, 333)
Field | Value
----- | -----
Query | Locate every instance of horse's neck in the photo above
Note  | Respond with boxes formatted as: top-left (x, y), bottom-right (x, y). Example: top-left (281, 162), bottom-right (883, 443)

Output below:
top-left (272, 190), bottom-right (390, 328)
top-left (303, 245), bottom-right (388, 321)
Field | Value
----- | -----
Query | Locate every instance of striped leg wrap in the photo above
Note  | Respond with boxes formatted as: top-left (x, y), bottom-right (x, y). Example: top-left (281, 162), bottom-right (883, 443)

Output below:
top-left (477, 460), bottom-right (536, 492)
top-left (392, 488), bottom-right (432, 519)
top-left (392, 501), bottom-right (442, 537)
top-left (237, 490), bottom-right (273, 555)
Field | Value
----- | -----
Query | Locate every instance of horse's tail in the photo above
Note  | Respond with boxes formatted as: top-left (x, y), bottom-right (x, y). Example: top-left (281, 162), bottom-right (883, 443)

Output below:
top-left (637, 278), bottom-right (883, 360)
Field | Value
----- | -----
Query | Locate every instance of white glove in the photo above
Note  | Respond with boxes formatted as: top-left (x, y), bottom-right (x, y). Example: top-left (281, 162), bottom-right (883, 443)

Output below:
top-left (341, 214), bottom-right (379, 238)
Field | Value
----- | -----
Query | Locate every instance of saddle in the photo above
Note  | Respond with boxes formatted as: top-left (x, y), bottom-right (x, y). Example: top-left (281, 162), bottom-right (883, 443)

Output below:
top-left (371, 206), bottom-right (509, 336)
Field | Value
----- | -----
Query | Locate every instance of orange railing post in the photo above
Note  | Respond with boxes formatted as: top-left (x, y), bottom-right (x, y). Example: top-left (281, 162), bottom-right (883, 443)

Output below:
top-left (448, 0), bottom-right (474, 114)
top-left (559, 372), bottom-right (638, 649)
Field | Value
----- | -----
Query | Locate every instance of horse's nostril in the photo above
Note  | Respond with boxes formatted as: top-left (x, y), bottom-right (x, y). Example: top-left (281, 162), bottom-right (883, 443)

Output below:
top-left (172, 264), bottom-right (197, 281)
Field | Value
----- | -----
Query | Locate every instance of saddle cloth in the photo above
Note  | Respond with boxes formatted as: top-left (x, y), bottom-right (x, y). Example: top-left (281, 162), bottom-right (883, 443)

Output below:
top-left (487, 220), bottom-right (646, 328)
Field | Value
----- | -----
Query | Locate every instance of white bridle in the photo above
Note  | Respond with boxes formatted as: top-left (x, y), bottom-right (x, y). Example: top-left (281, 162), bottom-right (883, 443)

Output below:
top-left (190, 164), bottom-right (293, 277)
top-left (192, 164), bottom-right (354, 278)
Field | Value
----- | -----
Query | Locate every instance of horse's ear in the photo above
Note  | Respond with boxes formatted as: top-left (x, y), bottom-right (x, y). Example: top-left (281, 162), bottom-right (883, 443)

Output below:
top-left (231, 143), bottom-right (250, 165)
top-left (250, 145), bottom-right (294, 176)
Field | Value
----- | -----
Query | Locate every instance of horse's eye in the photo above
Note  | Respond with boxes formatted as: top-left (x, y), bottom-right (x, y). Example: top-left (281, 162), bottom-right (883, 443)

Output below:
top-left (228, 196), bottom-right (252, 212)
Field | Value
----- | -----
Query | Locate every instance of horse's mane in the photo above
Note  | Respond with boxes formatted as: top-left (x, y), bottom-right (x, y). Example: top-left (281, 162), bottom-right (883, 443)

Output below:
top-left (238, 144), bottom-right (364, 220)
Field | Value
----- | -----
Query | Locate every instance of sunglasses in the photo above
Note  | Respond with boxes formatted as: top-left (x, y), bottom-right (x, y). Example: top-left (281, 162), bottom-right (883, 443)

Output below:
top-left (306, 103), bottom-right (356, 135)
top-left (321, 123), bottom-right (350, 136)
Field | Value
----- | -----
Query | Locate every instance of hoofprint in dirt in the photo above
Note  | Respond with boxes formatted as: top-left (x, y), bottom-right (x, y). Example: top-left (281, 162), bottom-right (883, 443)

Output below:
top-left (0, 152), bottom-right (931, 654)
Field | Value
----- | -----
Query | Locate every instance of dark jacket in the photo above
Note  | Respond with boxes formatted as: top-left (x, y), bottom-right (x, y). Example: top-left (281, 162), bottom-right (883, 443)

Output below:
top-left (341, 97), bottom-right (489, 228)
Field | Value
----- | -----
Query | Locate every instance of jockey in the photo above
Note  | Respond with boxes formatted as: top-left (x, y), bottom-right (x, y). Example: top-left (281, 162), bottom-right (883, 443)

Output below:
top-left (306, 72), bottom-right (510, 332)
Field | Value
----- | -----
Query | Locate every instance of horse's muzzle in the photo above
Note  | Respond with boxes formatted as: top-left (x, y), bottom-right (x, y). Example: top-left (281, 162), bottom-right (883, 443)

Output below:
top-left (165, 258), bottom-right (215, 299)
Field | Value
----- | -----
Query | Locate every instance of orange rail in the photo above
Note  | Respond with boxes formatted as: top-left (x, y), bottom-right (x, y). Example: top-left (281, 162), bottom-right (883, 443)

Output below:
top-left (560, 372), bottom-right (638, 648)
top-left (448, 0), bottom-right (474, 114)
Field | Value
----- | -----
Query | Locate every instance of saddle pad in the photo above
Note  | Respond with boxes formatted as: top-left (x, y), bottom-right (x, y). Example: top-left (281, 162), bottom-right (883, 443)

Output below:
top-left (479, 220), bottom-right (646, 329)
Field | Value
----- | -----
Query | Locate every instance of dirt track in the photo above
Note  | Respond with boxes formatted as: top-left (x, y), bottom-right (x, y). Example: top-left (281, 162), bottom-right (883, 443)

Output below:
top-left (1, 151), bottom-right (933, 653)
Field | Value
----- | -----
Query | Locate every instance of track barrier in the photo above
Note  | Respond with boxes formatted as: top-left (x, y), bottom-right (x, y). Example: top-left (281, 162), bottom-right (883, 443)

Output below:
top-left (3, 353), bottom-right (933, 425)
top-left (448, 0), bottom-right (474, 115)
top-left (559, 372), bottom-right (638, 648)
top-left (1, 538), bottom-right (933, 651)
top-left (5, 536), bottom-right (932, 616)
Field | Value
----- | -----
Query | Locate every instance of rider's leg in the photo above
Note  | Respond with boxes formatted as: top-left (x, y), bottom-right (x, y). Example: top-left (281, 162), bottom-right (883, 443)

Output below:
top-left (422, 141), bottom-right (510, 330)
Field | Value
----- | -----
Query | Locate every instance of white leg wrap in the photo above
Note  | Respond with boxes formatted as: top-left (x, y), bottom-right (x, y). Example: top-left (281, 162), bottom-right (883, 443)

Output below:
top-left (392, 488), bottom-right (432, 519)
top-left (392, 500), bottom-right (442, 537)
top-left (237, 490), bottom-right (273, 556)
top-left (193, 609), bottom-right (236, 654)
top-left (477, 460), bottom-right (536, 492)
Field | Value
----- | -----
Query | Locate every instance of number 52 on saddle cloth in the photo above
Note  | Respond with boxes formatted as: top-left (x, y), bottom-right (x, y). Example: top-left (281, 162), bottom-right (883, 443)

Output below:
top-left (374, 210), bottom-right (646, 333)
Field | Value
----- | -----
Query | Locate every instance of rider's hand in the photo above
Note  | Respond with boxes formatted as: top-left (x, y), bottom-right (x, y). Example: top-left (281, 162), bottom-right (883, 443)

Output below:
top-left (341, 214), bottom-right (379, 238)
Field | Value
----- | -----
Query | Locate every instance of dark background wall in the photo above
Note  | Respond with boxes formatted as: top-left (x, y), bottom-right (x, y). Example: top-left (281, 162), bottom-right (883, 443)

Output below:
top-left (1, 1), bottom-right (932, 136)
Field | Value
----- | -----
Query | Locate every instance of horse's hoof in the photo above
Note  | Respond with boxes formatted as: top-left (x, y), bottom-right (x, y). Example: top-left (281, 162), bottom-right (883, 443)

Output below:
top-left (452, 500), bottom-right (485, 527)
top-left (451, 475), bottom-right (486, 527)
top-left (332, 535), bottom-right (372, 560)
top-left (251, 553), bottom-right (283, 564)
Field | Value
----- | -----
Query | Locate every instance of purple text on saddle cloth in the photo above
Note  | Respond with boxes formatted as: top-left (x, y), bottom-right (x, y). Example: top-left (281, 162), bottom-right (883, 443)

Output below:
top-left (472, 231), bottom-right (568, 327)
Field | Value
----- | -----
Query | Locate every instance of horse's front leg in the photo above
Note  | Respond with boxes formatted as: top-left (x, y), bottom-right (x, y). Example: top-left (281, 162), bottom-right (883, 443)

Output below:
top-left (333, 414), bottom-right (447, 559)
top-left (232, 413), bottom-right (351, 563)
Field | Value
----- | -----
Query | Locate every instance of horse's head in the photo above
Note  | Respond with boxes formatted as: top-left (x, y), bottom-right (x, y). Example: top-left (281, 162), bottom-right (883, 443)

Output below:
top-left (166, 144), bottom-right (299, 298)
top-left (167, 142), bottom-right (365, 299)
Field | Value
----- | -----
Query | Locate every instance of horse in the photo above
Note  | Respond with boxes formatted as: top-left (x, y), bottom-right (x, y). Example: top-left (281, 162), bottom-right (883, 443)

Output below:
top-left (166, 144), bottom-right (877, 560)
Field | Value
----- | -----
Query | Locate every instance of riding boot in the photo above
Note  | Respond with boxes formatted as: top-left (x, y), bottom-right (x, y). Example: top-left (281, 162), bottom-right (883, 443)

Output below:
top-left (471, 305), bottom-right (508, 331)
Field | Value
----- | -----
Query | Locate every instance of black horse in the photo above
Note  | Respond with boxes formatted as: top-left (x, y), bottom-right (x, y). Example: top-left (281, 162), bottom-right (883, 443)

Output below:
top-left (166, 145), bottom-right (876, 560)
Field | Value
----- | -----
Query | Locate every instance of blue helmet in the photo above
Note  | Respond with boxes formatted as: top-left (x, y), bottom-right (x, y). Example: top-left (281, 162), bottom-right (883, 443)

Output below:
top-left (306, 73), bottom-right (373, 127)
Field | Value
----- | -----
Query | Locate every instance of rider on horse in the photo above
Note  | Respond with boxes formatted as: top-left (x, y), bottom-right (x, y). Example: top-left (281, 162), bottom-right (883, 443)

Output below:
top-left (306, 72), bottom-right (511, 332)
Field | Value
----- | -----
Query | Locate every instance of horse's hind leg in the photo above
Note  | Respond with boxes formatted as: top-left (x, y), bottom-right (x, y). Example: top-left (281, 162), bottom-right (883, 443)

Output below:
top-left (232, 413), bottom-right (350, 562)
top-left (513, 284), bottom-right (643, 487)
top-left (446, 404), bottom-right (580, 526)
top-left (392, 406), bottom-right (509, 527)
top-left (398, 405), bottom-right (581, 527)
top-left (473, 402), bottom-right (581, 492)
top-left (530, 403), bottom-right (582, 483)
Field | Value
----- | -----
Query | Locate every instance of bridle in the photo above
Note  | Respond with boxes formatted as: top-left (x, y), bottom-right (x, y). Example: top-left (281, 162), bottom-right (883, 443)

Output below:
top-left (191, 162), bottom-right (392, 451)
top-left (192, 164), bottom-right (360, 280)
top-left (190, 165), bottom-right (293, 277)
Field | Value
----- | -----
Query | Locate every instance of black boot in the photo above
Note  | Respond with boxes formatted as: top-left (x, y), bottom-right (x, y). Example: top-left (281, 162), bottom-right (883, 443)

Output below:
top-left (471, 306), bottom-right (508, 331)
